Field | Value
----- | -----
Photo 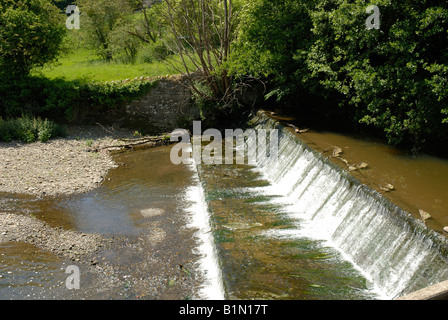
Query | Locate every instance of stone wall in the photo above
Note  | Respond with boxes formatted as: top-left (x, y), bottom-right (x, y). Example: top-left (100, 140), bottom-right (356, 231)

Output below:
top-left (72, 74), bottom-right (199, 134)
top-left (72, 73), bottom-right (264, 134)
top-left (123, 74), bottom-right (199, 134)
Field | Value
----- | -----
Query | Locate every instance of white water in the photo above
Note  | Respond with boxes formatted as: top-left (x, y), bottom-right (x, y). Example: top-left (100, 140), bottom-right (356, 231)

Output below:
top-left (183, 145), bottom-right (226, 300)
top-left (247, 117), bottom-right (448, 300)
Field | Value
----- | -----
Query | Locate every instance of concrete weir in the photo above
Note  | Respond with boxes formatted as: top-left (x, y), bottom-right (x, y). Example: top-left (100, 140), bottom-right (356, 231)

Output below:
top-left (396, 280), bottom-right (448, 300)
top-left (243, 111), bottom-right (448, 299)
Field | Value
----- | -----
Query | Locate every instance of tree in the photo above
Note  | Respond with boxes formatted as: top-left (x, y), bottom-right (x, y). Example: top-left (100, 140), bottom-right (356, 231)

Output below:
top-left (0, 0), bottom-right (66, 78)
top-left (229, 0), bottom-right (315, 101)
top-left (230, 0), bottom-right (448, 152)
top-left (154, 0), bottom-right (241, 108)
top-left (127, 0), bottom-right (160, 45)
top-left (76, 0), bottom-right (135, 61)
top-left (307, 0), bottom-right (448, 149)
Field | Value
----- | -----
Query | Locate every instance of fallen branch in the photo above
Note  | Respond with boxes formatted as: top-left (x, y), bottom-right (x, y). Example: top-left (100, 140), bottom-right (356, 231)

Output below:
top-left (91, 123), bottom-right (174, 153)
top-left (99, 135), bottom-right (172, 151)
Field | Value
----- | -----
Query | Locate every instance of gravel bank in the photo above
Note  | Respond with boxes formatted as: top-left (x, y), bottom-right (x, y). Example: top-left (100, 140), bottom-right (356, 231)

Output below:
top-left (0, 125), bottom-right (133, 197)
top-left (0, 212), bottom-right (105, 262)
top-left (0, 125), bottom-right (129, 267)
top-left (0, 127), bottom-right (205, 300)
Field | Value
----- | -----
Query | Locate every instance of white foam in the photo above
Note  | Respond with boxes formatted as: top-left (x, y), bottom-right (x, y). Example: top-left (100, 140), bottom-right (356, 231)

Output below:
top-left (183, 146), bottom-right (226, 300)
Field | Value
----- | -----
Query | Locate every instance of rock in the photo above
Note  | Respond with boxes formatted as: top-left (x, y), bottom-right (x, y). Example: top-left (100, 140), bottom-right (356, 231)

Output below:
top-left (443, 227), bottom-right (448, 234)
top-left (380, 184), bottom-right (395, 192)
top-left (357, 162), bottom-right (369, 169)
top-left (348, 162), bottom-right (369, 172)
top-left (140, 208), bottom-right (165, 218)
top-left (419, 209), bottom-right (432, 222)
top-left (332, 147), bottom-right (343, 158)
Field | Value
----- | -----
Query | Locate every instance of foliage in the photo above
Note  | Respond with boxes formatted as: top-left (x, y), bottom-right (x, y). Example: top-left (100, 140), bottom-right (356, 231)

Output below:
top-left (228, 0), bottom-right (315, 101)
top-left (306, 0), bottom-right (448, 148)
top-left (0, 0), bottom-right (66, 78)
top-left (107, 21), bottom-right (142, 63)
top-left (75, 0), bottom-right (135, 61)
top-left (78, 78), bottom-right (158, 107)
top-left (0, 76), bottom-right (158, 122)
top-left (0, 76), bottom-right (76, 121)
top-left (230, 0), bottom-right (448, 152)
top-left (127, 0), bottom-right (161, 46)
top-left (0, 115), bottom-right (66, 143)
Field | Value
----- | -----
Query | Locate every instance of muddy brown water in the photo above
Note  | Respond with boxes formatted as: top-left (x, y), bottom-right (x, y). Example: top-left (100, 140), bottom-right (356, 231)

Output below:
top-left (268, 111), bottom-right (448, 236)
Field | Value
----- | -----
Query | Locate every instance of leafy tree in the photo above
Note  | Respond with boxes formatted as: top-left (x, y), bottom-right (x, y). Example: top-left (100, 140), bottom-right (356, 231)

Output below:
top-left (307, 0), bottom-right (448, 149)
top-left (154, 0), bottom-right (242, 109)
top-left (108, 19), bottom-right (142, 63)
top-left (228, 0), bottom-right (315, 101)
top-left (0, 0), bottom-right (66, 78)
top-left (75, 0), bottom-right (135, 61)
top-left (230, 0), bottom-right (448, 152)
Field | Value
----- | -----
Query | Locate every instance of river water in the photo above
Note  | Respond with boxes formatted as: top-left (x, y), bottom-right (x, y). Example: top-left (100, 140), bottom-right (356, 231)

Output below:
top-left (1, 111), bottom-right (448, 300)
top-left (0, 145), bottom-right (221, 300)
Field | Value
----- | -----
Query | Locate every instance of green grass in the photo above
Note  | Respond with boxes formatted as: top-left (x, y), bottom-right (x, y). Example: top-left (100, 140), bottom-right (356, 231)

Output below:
top-left (33, 48), bottom-right (189, 82)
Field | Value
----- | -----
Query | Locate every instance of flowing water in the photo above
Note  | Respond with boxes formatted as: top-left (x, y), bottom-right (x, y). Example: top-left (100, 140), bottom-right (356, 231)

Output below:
top-left (2, 112), bottom-right (448, 300)
top-left (207, 113), bottom-right (448, 299)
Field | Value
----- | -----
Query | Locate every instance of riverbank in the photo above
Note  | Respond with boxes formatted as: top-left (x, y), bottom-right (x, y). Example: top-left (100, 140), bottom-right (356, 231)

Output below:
top-left (0, 133), bottom-right (206, 300)
top-left (0, 212), bottom-right (106, 262)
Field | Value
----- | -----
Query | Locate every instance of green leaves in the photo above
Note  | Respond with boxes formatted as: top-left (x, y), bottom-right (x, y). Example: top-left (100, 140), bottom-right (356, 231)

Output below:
top-left (0, 116), bottom-right (64, 143)
top-left (231, 0), bottom-right (448, 151)
top-left (0, 0), bottom-right (66, 78)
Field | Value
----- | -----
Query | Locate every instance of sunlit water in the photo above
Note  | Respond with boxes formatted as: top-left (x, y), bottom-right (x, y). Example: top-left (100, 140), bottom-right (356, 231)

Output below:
top-left (2, 113), bottom-right (448, 300)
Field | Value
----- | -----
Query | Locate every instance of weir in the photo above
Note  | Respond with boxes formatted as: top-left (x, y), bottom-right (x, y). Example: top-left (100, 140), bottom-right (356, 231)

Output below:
top-left (235, 111), bottom-right (448, 299)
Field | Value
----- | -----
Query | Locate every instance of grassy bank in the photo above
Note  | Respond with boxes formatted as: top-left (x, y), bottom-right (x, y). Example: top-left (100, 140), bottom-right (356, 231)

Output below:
top-left (32, 48), bottom-right (187, 82)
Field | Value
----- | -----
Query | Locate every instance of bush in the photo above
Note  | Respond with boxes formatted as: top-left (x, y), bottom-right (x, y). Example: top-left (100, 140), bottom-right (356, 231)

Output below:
top-left (0, 116), bottom-right (66, 143)
top-left (0, 0), bottom-right (66, 78)
top-left (78, 80), bottom-right (158, 107)
top-left (230, 0), bottom-right (448, 152)
top-left (0, 76), bottom-right (158, 122)
top-left (0, 77), bottom-right (78, 121)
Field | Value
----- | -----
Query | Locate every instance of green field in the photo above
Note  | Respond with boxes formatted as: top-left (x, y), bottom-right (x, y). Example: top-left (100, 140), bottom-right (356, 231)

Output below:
top-left (33, 48), bottom-right (186, 82)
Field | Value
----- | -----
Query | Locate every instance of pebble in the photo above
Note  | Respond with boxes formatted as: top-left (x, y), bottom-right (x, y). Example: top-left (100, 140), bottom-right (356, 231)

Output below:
top-left (443, 227), bottom-right (448, 234)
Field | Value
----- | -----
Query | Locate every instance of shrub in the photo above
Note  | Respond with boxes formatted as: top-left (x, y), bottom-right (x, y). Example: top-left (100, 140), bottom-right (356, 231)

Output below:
top-left (0, 76), bottom-right (158, 122)
top-left (0, 116), bottom-right (66, 143)
top-left (0, 0), bottom-right (66, 78)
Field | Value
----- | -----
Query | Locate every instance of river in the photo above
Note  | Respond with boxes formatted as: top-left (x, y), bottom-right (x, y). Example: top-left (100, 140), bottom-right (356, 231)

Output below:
top-left (1, 111), bottom-right (448, 300)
